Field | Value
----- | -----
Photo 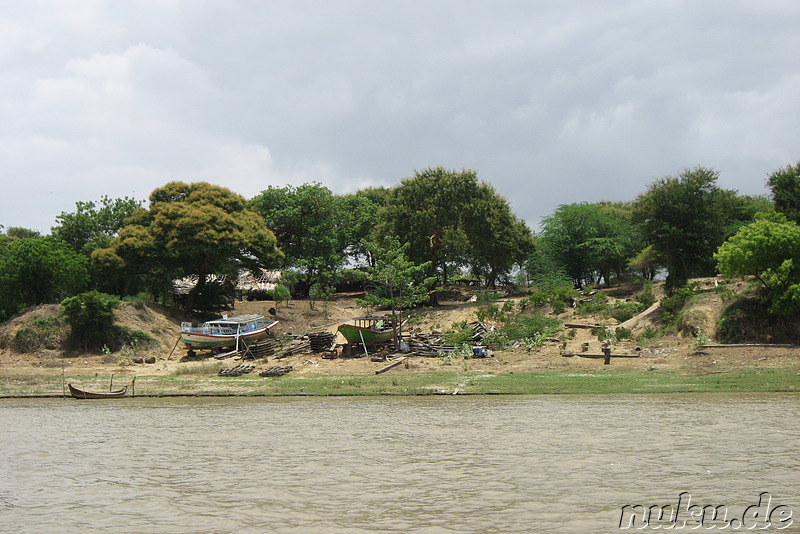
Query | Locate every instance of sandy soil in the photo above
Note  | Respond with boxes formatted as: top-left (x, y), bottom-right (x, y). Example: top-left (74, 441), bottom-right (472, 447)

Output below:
top-left (2, 281), bottom-right (799, 379)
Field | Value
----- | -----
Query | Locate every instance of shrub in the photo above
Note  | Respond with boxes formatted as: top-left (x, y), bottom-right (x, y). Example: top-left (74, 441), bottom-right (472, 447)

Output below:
top-left (659, 285), bottom-right (696, 327)
top-left (12, 316), bottom-right (67, 352)
top-left (444, 321), bottom-right (474, 346)
top-left (499, 313), bottom-right (561, 341)
top-left (525, 286), bottom-right (580, 309)
top-left (577, 293), bottom-right (643, 322)
top-left (635, 281), bottom-right (657, 308)
top-left (61, 291), bottom-right (120, 351)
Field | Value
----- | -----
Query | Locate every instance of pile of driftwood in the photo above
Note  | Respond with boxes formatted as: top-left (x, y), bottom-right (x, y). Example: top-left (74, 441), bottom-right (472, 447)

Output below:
top-left (274, 340), bottom-right (311, 359)
top-left (309, 331), bottom-right (337, 352)
top-left (401, 322), bottom-right (493, 357)
top-left (240, 339), bottom-right (279, 359)
top-left (469, 321), bottom-right (493, 341)
top-left (219, 364), bottom-right (255, 376)
top-left (406, 337), bottom-right (462, 356)
top-left (259, 365), bottom-right (293, 377)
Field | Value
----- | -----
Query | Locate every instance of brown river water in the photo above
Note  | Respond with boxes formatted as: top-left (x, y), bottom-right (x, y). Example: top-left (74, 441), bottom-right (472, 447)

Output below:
top-left (0, 394), bottom-right (798, 533)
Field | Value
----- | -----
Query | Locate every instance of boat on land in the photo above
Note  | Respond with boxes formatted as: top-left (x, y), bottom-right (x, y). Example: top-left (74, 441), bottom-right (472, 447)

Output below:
top-left (180, 314), bottom-right (278, 353)
top-left (68, 383), bottom-right (128, 399)
top-left (337, 315), bottom-right (404, 345)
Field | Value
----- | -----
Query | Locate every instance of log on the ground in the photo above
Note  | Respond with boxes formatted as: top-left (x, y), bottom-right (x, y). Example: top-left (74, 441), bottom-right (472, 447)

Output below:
top-left (561, 352), bottom-right (640, 358)
top-left (700, 343), bottom-right (798, 349)
top-left (219, 364), bottom-right (256, 376)
top-left (309, 331), bottom-right (337, 352)
top-left (274, 341), bottom-right (311, 358)
top-left (259, 365), bottom-right (293, 377)
top-left (375, 357), bottom-right (407, 374)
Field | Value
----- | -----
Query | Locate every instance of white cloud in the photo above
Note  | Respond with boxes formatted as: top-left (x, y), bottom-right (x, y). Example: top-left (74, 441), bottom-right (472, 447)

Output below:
top-left (1, 0), bottom-right (799, 233)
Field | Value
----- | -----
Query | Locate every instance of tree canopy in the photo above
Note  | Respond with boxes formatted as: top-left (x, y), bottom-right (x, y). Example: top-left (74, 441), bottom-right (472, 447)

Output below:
top-left (538, 202), bottom-right (639, 287)
top-left (249, 183), bottom-right (377, 294)
top-left (96, 182), bottom-right (281, 313)
top-left (379, 167), bottom-right (532, 287)
top-left (767, 162), bottom-right (800, 224)
top-left (633, 167), bottom-right (740, 290)
top-left (51, 196), bottom-right (142, 255)
top-left (715, 212), bottom-right (800, 316)
top-left (0, 236), bottom-right (89, 321)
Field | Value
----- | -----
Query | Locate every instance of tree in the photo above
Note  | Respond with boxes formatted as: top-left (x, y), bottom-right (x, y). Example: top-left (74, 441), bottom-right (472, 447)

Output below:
top-left (767, 162), bottom-right (800, 224)
top-left (0, 236), bottom-right (89, 321)
top-left (249, 183), bottom-right (373, 295)
top-left (715, 212), bottom-right (800, 316)
top-left (634, 167), bottom-right (740, 290)
top-left (461, 183), bottom-right (534, 287)
top-left (61, 291), bottom-right (121, 350)
top-left (357, 236), bottom-right (437, 347)
top-left (379, 167), bottom-right (532, 287)
top-left (539, 202), bottom-right (640, 287)
top-left (97, 182), bottom-right (281, 313)
top-left (51, 196), bottom-right (142, 255)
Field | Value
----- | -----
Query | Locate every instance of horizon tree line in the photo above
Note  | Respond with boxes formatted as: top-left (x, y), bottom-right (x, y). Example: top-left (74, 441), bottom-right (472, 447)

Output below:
top-left (1, 162), bottom-right (799, 321)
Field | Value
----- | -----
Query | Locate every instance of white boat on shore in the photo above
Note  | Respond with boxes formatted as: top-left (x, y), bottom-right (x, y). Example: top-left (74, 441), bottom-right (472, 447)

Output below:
top-left (180, 314), bottom-right (278, 354)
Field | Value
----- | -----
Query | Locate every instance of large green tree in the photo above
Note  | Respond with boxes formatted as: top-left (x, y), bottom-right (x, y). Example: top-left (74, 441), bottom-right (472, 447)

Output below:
top-left (538, 202), bottom-right (640, 287)
top-left (633, 167), bottom-right (741, 290)
top-left (767, 162), bottom-right (800, 224)
top-left (250, 183), bottom-right (377, 294)
top-left (715, 212), bottom-right (800, 316)
top-left (0, 236), bottom-right (89, 320)
top-left (379, 167), bottom-right (532, 287)
top-left (51, 196), bottom-right (142, 255)
top-left (97, 182), bottom-right (281, 313)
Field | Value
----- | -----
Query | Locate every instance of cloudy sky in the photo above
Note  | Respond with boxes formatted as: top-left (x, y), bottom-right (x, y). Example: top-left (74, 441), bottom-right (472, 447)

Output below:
top-left (2, 0), bottom-right (799, 234)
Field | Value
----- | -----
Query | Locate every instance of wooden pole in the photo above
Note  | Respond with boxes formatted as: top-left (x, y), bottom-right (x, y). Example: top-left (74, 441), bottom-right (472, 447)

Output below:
top-left (376, 357), bottom-right (406, 374)
top-left (132, 376), bottom-right (136, 398)
top-left (603, 346), bottom-right (611, 365)
top-left (167, 336), bottom-right (181, 360)
top-left (358, 330), bottom-right (370, 358)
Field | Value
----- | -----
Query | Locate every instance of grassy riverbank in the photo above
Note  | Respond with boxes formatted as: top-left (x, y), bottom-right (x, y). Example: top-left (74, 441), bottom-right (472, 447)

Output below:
top-left (3, 367), bottom-right (799, 397)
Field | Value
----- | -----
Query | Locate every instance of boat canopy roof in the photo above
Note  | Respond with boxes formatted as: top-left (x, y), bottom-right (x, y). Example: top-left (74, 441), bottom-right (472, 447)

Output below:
top-left (204, 314), bottom-right (264, 326)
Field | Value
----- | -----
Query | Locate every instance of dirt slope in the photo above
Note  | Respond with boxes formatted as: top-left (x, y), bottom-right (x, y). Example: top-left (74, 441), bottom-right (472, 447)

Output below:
top-left (1, 279), bottom-right (799, 378)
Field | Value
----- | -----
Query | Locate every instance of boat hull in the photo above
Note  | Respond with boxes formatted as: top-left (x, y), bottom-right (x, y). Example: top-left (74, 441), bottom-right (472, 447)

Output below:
top-left (180, 319), bottom-right (278, 350)
top-left (337, 324), bottom-right (396, 344)
top-left (180, 327), bottom-right (271, 350)
top-left (68, 383), bottom-right (127, 399)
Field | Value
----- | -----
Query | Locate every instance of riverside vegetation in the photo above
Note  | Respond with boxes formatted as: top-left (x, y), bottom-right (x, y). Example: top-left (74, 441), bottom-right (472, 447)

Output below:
top-left (1, 278), bottom-right (799, 397)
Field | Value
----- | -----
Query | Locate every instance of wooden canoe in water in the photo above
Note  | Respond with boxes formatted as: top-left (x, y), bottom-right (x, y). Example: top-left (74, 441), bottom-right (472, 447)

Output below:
top-left (68, 383), bottom-right (128, 399)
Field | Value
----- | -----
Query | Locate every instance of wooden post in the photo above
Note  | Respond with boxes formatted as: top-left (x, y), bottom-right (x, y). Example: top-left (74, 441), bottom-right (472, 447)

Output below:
top-left (603, 346), bottom-right (611, 365)
top-left (167, 336), bottom-right (181, 360)
top-left (376, 357), bottom-right (406, 374)
top-left (132, 376), bottom-right (136, 398)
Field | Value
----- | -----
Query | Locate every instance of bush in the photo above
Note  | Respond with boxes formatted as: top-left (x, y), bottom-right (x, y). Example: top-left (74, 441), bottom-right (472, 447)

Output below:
top-left (525, 286), bottom-right (580, 310)
top-left (61, 291), bottom-right (121, 351)
top-left (444, 321), bottom-right (474, 346)
top-left (499, 313), bottom-right (561, 341)
top-left (475, 301), bottom-right (516, 325)
top-left (12, 316), bottom-right (67, 352)
top-left (659, 285), bottom-right (696, 327)
top-left (635, 281), bottom-right (657, 308)
top-left (577, 293), bottom-right (643, 322)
